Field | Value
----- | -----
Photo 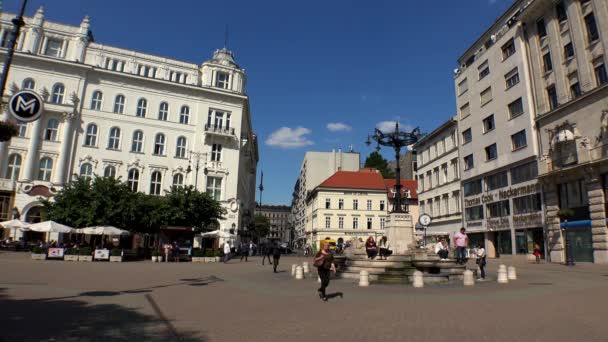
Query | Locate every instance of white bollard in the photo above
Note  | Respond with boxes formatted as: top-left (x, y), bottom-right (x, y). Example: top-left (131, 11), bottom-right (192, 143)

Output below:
top-left (291, 264), bottom-right (297, 277)
top-left (359, 270), bottom-right (370, 287)
top-left (318, 276), bottom-right (322, 283)
top-left (412, 270), bottom-right (424, 288)
top-left (302, 262), bottom-right (310, 274)
top-left (507, 266), bottom-right (517, 280)
top-left (497, 264), bottom-right (509, 284)
top-left (463, 270), bottom-right (475, 286)
top-left (295, 266), bottom-right (304, 280)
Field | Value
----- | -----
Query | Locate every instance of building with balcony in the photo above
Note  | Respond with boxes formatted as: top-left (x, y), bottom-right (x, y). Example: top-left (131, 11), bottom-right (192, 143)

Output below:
top-left (0, 7), bottom-right (258, 243)
top-left (258, 204), bottom-right (292, 244)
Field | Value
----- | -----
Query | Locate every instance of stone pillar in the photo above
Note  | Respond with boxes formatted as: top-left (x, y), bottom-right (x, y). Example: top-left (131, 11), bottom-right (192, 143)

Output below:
top-left (23, 119), bottom-right (44, 181)
top-left (586, 169), bottom-right (608, 263)
top-left (385, 212), bottom-right (415, 254)
top-left (54, 113), bottom-right (76, 184)
top-left (542, 181), bottom-right (564, 263)
top-left (484, 232), bottom-right (496, 258)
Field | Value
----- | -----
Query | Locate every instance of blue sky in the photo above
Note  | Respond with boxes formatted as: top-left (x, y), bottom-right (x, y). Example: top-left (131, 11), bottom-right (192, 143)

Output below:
top-left (5, 0), bottom-right (514, 205)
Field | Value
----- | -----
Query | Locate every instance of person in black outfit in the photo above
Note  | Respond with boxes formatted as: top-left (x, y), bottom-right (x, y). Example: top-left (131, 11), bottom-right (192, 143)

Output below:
top-left (240, 242), bottom-right (248, 262)
top-left (262, 243), bottom-right (273, 265)
top-left (272, 243), bottom-right (281, 273)
top-left (314, 243), bottom-right (336, 301)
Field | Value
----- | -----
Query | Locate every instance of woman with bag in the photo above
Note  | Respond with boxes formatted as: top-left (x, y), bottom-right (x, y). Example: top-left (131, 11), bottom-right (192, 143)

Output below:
top-left (313, 242), bottom-right (336, 301)
top-left (476, 243), bottom-right (486, 280)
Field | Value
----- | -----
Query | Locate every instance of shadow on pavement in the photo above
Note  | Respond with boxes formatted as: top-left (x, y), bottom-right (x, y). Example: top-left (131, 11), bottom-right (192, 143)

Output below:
top-left (326, 292), bottom-right (344, 300)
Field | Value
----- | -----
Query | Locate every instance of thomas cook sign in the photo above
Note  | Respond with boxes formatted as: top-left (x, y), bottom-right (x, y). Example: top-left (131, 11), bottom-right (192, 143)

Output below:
top-left (9, 90), bottom-right (44, 122)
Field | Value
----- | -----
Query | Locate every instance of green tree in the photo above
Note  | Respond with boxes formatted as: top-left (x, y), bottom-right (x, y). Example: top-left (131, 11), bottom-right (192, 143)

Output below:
top-left (0, 121), bottom-right (19, 142)
top-left (253, 215), bottom-right (270, 241)
top-left (364, 151), bottom-right (395, 178)
top-left (164, 186), bottom-right (226, 232)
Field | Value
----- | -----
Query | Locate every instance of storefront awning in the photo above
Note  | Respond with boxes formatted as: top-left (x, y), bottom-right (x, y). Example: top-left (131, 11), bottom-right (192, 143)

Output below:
top-left (560, 220), bottom-right (591, 228)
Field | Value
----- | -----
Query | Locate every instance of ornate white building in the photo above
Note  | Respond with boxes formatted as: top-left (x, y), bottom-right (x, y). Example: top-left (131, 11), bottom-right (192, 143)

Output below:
top-left (0, 7), bottom-right (258, 241)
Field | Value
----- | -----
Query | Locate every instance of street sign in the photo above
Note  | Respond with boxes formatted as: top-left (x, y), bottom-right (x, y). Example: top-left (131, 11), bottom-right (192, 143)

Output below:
top-left (419, 213), bottom-right (432, 226)
top-left (8, 90), bottom-right (44, 122)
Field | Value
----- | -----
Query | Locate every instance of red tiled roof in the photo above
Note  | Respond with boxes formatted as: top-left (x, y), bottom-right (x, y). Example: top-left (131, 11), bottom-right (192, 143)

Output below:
top-left (384, 179), bottom-right (418, 199)
top-left (318, 169), bottom-right (387, 191)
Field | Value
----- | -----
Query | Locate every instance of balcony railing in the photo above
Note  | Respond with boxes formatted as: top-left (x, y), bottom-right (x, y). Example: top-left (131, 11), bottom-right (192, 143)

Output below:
top-left (204, 124), bottom-right (235, 136)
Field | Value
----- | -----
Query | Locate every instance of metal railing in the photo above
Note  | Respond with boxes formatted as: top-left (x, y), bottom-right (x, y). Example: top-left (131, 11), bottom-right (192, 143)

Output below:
top-left (204, 124), bottom-right (235, 136)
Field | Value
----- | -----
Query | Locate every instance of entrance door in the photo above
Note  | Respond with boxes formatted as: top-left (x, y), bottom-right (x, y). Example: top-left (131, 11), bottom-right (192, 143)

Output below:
top-left (566, 227), bottom-right (593, 262)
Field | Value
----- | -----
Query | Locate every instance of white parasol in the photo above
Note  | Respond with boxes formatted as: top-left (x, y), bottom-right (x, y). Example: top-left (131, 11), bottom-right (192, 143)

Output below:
top-left (28, 220), bottom-right (75, 233)
top-left (77, 226), bottom-right (130, 236)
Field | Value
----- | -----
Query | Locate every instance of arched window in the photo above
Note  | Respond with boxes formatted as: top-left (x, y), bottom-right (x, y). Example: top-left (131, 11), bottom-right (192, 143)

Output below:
top-left (22, 78), bottom-right (35, 90)
top-left (44, 119), bottom-right (59, 141)
top-left (136, 98), bottom-right (147, 118)
top-left (5, 154), bottom-right (22, 180)
top-left (90, 91), bottom-right (103, 111)
top-left (25, 206), bottom-right (43, 223)
top-left (79, 163), bottom-right (93, 180)
top-left (51, 83), bottom-right (65, 104)
top-left (113, 95), bottom-right (125, 114)
top-left (84, 123), bottom-right (98, 146)
top-left (104, 165), bottom-right (116, 178)
top-left (175, 136), bottom-right (187, 158)
top-left (38, 157), bottom-right (53, 181)
top-left (127, 169), bottom-right (140, 192)
top-left (179, 105), bottom-right (190, 124)
top-left (154, 133), bottom-right (165, 155)
top-left (108, 127), bottom-right (121, 150)
top-left (158, 102), bottom-right (169, 121)
top-left (131, 130), bottom-right (144, 153)
top-left (150, 171), bottom-right (162, 195)
top-left (172, 173), bottom-right (184, 187)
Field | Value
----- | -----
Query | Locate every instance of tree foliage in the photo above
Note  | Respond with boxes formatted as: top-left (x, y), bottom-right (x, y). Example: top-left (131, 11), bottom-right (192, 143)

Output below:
top-left (364, 151), bottom-right (395, 178)
top-left (254, 215), bottom-right (270, 240)
top-left (0, 121), bottom-right (19, 142)
top-left (164, 186), bottom-right (226, 232)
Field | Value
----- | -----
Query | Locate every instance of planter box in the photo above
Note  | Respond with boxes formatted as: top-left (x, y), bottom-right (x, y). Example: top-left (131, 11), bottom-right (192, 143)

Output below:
top-left (31, 253), bottom-right (46, 260)
top-left (215, 257), bottom-right (221, 262)
top-left (78, 255), bottom-right (93, 262)
top-left (204, 257), bottom-right (216, 263)
top-left (192, 257), bottom-right (205, 263)
top-left (109, 256), bottom-right (123, 262)
top-left (151, 256), bottom-right (160, 262)
top-left (64, 255), bottom-right (79, 261)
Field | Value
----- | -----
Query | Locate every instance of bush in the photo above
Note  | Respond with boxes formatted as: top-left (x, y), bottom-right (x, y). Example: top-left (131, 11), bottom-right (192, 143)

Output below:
top-left (205, 249), bottom-right (215, 257)
top-left (32, 246), bottom-right (46, 254)
top-left (110, 248), bottom-right (122, 257)
top-left (79, 247), bottom-right (92, 256)
top-left (65, 248), bottom-right (78, 255)
top-left (192, 249), bottom-right (205, 257)
top-left (151, 249), bottom-right (162, 257)
top-left (213, 250), bottom-right (223, 257)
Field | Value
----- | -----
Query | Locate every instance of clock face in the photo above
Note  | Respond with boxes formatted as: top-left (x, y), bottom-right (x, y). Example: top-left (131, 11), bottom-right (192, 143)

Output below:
top-left (419, 214), bottom-right (432, 226)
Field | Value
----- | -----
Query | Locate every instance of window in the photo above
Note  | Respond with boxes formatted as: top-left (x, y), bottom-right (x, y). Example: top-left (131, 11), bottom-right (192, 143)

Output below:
top-left (44, 38), bottom-right (63, 57)
top-left (380, 200), bottom-right (385, 211)
top-left (339, 199), bottom-right (344, 210)
top-left (108, 127), bottom-right (121, 150)
top-left (485, 144), bottom-right (497, 161)
top-left (90, 91), bottom-right (103, 111)
top-left (158, 102), bottom-right (169, 121)
top-left (464, 154), bottom-right (474, 170)
top-left (84, 124), bottom-right (97, 146)
top-left (547, 85), bottom-right (558, 110)
top-left (22, 78), bottom-right (35, 90)
top-left (127, 169), bottom-right (139, 192)
top-left (460, 103), bottom-right (470, 119)
top-left (215, 72), bottom-right (229, 89)
top-left (595, 63), bottom-right (608, 86)
top-left (325, 198), bottom-right (331, 209)
top-left (338, 217), bottom-right (344, 229)
top-left (465, 205), bottom-right (484, 221)
top-left (483, 115), bottom-right (495, 133)
top-left (17, 122), bottom-right (26, 137)
top-left (585, 13), bottom-right (599, 43)
top-left (175, 136), bottom-right (187, 158)
top-left (458, 78), bottom-right (468, 95)
top-left (179, 106), bottom-right (190, 124)
top-left (502, 39), bottom-right (516, 60)
top-left (380, 217), bottom-right (386, 229)
top-left (214, 111), bottom-right (224, 128)
top-left (44, 119), bottom-right (59, 141)
top-left (353, 199), bottom-right (358, 210)
top-left (556, 1), bottom-right (567, 22)
top-left (570, 81), bottom-right (582, 98)
top-left (367, 217), bottom-right (373, 230)
top-left (106, 58), bottom-right (125, 72)
top-left (104, 165), bottom-right (116, 178)
top-left (113, 95), bottom-right (125, 114)
top-left (463, 179), bottom-right (482, 197)
top-left (367, 200), bottom-right (372, 211)
top-left (325, 216), bottom-right (331, 229)
top-left (353, 217), bottom-right (359, 229)
top-left (173, 173), bottom-right (184, 187)
top-left (131, 130), bottom-right (143, 153)
top-left (513, 193), bottom-right (541, 214)
top-left (564, 43), bottom-right (575, 59)
top-left (511, 130), bottom-right (527, 150)
top-left (154, 133), bottom-right (165, 155)
top-left (486, 171), bottom-right (508, 191)
top-left (206, 176), bottom-right (222, 201)
top-left (487, 200), bottom-right (510, 218)
top-left (5, 154), bottom-right (21, 180)
top-left (478, 60), bottom-right (490, 80)
top-left (453, 191), bottom-right (461, 212)
top-left (79, 163), bottom-right (93, 181)
top-left (37, 158), bottom-right (53, 181)
top-left (150, 171), bottom-right (162, 195)
top-left (51, 83), bottom-right (64, 104)
top-left (537, 18), bottom-right (547, 38)
top-left (452, 160), bottom-right (459, 180)
top-left (480, 87), bottom-right (492, 106)
top-left (136, 98), bottom-right (147, 118)
top-left (442, 164), bottom-right (448, 183)
top-left (558, 180), bottom-right (588, 210)
top-left (211, 144), bottom-right (222, 161)
top-left (541, 53), bottom-right (553, 73)
top-left (505, 68), bottom-right (520, 88)
top-left (462, 128), bottom-right (472, 144)
top-left (508, 98), bottom-right (524, 118)
top-left (511, 161), bottom-right (538, 185)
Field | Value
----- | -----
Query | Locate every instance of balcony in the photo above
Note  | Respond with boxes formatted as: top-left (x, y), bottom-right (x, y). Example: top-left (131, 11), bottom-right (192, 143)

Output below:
top-left (204, 124), bottom-right (235, 137)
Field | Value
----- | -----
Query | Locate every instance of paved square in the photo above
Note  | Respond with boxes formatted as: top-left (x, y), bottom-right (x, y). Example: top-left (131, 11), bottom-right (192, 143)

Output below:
top-left (1, 252), bottom-right (608, 342)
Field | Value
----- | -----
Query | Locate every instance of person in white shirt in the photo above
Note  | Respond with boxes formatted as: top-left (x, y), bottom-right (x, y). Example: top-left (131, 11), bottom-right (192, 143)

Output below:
top-left (434, 239), bottom-right (449, 260)
top-left (223, 241), bottom-right (232, 263)
top-left (453, 228), bottom-right (469, 265)
top-left (476, 244), bottom-right (486, 280)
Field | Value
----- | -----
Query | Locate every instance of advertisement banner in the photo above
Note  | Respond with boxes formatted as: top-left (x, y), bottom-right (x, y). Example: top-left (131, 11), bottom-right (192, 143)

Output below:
top-left (94, 249), bottom-right (110, 260)
top-left (48, 248), bottom-right (64, 258)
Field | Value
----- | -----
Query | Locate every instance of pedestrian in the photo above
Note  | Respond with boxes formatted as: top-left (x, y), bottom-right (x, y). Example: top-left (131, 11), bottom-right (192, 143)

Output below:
top-left (365, 236), bottom-right (378, 259)
top-left (453, 227), bottom-right (469, 265)
top-left (313, 242), bottom-right (336, 302)
top-left (271, 243), bottom-right (281, 273)
top-left (434, 238), bottom-right (449, 260)
top-left (173, 241), bottom-right (180, 263)
top-left (164, 242), bottom-right (172, 262)
top-left (533, 242), bottom-right (542, 263)
top-left (262, 242), bottom-right (273, 265)
top-left (249, 241), bottom-right (254, 257)
top-left (223, 241), bottom-right (231, 263)
top-left (240, 242), bottom-right (248, 262)
top-left (476, 243), bottom-right (486, 280)
top-left (378, 236), bottom-right (391, 260)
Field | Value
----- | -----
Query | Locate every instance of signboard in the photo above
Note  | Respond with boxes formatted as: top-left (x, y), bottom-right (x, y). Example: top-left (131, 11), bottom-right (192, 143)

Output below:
top-left (48, 248), bottom-right (64, 258)
top-left (513, 212), bottom-right (543, 228)
top-left (94, 249), bottom-right (110, 260)
top-left (8, 90), bottom-right (44, 122)
top-left (418, 214), bottom-right (432, 226)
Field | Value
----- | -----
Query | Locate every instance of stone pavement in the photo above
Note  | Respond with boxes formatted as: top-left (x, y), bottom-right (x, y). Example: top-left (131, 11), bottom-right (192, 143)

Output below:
top-left (1, 251), bottom-right (608, 342)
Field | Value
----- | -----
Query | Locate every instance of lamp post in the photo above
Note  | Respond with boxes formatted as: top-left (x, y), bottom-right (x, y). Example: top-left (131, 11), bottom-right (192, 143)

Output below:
top-left (366, 122), bottom-right (422, 213)
top-left (0, 0), bottom-right (28, 103)
top-left (186, 151), bottom-right (205, 190)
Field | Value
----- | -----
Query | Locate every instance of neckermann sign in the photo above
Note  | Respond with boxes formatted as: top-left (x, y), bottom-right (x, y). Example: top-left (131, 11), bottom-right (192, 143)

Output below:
top-left (8, 90), bottom-right (44, 122)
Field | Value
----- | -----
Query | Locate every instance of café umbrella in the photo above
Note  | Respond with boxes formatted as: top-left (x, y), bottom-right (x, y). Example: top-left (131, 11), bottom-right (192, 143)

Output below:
top-left (0, 219), bottom-right (31, 239)
top-left (77, 226), bottom-right (130, 236)
top-left (28, 221), bottom-right (75, 233)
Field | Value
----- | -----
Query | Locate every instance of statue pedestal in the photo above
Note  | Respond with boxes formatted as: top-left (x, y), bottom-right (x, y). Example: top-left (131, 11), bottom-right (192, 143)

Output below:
top-left (385, 213), bottom-right (415, 255)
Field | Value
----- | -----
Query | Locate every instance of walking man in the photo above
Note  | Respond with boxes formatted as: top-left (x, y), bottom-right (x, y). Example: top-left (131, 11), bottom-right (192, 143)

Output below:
top-left (453, 227), bottom-right (469, 265)
top-left (262, 242), bottom-right (273, 265)
top-left (240, 242), bottom-right (249, 262)
top-left (272, 243), bottom-right (281, 273)
top-left (223, 241), bottom-right (232, 263)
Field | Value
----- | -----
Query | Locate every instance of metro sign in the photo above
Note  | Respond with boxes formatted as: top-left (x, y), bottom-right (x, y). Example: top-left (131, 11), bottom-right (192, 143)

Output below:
top-left (9, 90), bottom-right (44, 122)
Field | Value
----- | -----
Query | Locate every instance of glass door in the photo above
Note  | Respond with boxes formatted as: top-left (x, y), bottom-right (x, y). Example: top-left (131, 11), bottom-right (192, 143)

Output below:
top-left (566, 227), bottom-right (593, 262)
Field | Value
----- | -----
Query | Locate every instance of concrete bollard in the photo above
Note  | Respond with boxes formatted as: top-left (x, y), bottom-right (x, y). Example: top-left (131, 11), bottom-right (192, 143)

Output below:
top-left (318, 276), bottom-right (322, 283)
top-left (412, 270), bottom-right (424, 288)
top-left (291, 264), bottom-right (297, 277)
top-left (302, 262), bottom-right (310, 274)
top-left (463, 270), bottom-right (475, 286)
top-left (359, 270), bottom-right (370, 287)
top-left (507, 266), bottom-right (517, 280)
top-left (295, 266), bottom-right (304, 280)
top-left (497, 264), bottom-right (508, 284)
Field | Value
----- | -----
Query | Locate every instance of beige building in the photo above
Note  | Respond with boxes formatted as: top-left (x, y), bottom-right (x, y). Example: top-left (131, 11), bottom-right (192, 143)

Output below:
top-left (258, 204), bottom-right (292, 244)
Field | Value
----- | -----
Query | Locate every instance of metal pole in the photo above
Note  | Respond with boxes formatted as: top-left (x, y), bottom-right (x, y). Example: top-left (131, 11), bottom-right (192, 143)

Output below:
top-left (194, 157), bottom-right (199, 189)
top-left (0, 0), bottom-right (28, 103)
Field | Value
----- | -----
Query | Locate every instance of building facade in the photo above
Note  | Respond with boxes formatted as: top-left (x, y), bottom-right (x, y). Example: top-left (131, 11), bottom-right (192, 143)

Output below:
top-left (0, 8), bottom-right (258, 243)
top-left (413, 117), bottom-right (462, 241)
top-left (258, 204), bottom-right (292, 244)
top-left (387, 151), bottom-right (416, 180)
top-left (290, 150), bottom-right (360, 246)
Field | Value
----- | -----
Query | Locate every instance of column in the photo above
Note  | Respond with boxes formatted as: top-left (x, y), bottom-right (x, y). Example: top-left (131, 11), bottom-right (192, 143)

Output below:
top-left (22, 119), bottom-right (44, 181)
top-left (542, 181), bottom-right (564, 263)
top-left (0, 110), bottom-right (9, 167)
top-left (586, 169), bottom-right (608, 263)
top-left (53, 113), bottom-right (76, 184)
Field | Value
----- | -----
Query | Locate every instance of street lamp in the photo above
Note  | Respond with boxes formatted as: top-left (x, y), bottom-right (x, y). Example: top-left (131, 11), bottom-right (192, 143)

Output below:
top-left (366, 122), bottom-right (423, 213)
top-left (0, 0), bottom-right (28, 104)
top-left (186, 151), bottom-right (205, 189)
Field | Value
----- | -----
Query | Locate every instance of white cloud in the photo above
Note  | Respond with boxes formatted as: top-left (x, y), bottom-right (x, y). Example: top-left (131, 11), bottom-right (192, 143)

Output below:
top-left (326, 122), bottom-right (352, 132)
top-left (375, 121), bottom-right (414, 133)
top-left (265, 126), bottom-right (314, 149)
